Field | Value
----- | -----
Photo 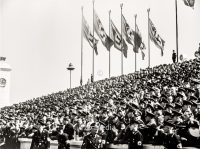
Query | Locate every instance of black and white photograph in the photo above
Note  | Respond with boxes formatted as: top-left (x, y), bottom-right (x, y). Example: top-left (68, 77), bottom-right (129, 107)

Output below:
top-left (0, 0), bottom-right (200, 149)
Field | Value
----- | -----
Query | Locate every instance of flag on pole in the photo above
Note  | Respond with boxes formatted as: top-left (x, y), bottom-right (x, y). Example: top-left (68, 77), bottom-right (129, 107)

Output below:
top-left (135, 24), bottom-right (146, 50)
top-left (110, 20), bottom-right (128, 58)
top-left (122, 15), bottom-right (143, 53)
top-left (135, 24), bottom-right (146, 59)
top-left (133, 24), bottom-right (143, 53)
top-left (183, 0), bottom-right (195, 8)
top-left (82, 16), bottom-right (98, 55)
top-left (94, 11), bottom-right (113, 51)
top-left (121, 15), bottom-right (135, 46)
top-left (149, 18), bottom-right (165, 56)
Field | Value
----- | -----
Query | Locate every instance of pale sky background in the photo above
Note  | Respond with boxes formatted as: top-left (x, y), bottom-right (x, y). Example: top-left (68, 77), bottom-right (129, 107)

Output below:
top-left (0, 0), bottom-right (199, 104)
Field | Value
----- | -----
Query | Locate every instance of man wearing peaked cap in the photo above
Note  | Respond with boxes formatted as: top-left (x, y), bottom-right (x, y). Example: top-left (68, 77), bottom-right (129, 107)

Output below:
top-left (163, 120), bottom-right (182, 149)
top-left (81, 123), bottom-right (104, 149)
top-left (143, 110), bottom-right (157, 144)
top-left (185, 87), bottom-right (195, 94)
top-left (164, 110), bottom-right (172, 121)
top-left (123, 119), bottom-right (143, 149)
top-left (53, 124), bottom-right (70, 149)
top-left (172, 110), bottom-right (183, 126)
top-left (139, 100), bottom-right (146, 109)
top-left (63, 118), bottom-right (74, 140)
top-left (134, 110), bottom-right (144, 125)
top-left (176, 92), bottom-right (184, 99)
top-left (175, 102), bottom-right (182, 111)
top-left (30, 119), bottom-right (50, 149)
top-left (161, 94), bottom-right (168, 99)
top-left (189, 95), bottom-right (198, 102)
top-left (161, 97), bottom-right (169, 104)
top-left (191, 78), bottom-right (200, 85)
top-left (182, 100), bottom-right (193, 113)
top-left (146, 104), bottom-right (154, 113)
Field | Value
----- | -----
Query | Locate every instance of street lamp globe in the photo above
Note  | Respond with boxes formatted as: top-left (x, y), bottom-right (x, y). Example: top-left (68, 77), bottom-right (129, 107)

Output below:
top-left (67, 63), bottom-right (75, 71)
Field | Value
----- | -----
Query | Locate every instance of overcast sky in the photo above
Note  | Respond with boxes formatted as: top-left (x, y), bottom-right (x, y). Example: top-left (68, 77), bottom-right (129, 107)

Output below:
top-left (0, 0), bottom-right (200, 104)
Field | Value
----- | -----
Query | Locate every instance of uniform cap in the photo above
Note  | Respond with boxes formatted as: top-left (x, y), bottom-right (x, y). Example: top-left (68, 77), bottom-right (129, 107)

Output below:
top-left (146, 104), bottom-right (155, 111)
top-left (146, 111), bottom-right (155, 118)
top-left (38, 119), bottom-right (46, 126)
top-left (185, 87), bottom-right (195, 93)
top-left (178, 87), bottom-right (185, 92)
top-left (155, 104), bottom-right (164, 110)
top-left (183, 100), bottom-right (193, 106)
top-left (172, 110), bottom-right (182, 117)
top-left (164, 120), bottom-right (175, 127)
top-left (191, 78), bottom-right (200, 84)
top-left (190, 95), bottom-right (198, 101)
top-left (166, 103), bottom-right (174, 109)
top-left (177, 92), bottom-right (184, 98)
top-left (164, 110), bottom-right (172, 117)
top-left (130, 118), bottom-right (140, 125)
top-left (90, 123), bottom-right (98, 128)
top-left (175, 102), bottom-right (182, 109)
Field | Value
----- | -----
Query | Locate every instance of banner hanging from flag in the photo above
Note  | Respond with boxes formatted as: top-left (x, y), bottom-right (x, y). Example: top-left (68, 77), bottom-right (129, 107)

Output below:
top-left (82, 16), bottom-right (98, 55)
top-left (94, 11), bottom-right (113, 51)
top-left (110, 20), bottom-right (128, 58)
top-left (149, 18), bottom-right (165, 56)
top-left (183, 0), bottom-right (195, 8)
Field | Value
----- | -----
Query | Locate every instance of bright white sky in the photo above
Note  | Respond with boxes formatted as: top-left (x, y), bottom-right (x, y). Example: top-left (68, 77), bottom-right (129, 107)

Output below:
top-left (0, 0), bottom-right (200, 104)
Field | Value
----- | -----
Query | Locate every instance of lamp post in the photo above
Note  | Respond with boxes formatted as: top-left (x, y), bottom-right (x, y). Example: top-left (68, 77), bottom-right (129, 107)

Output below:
top-left (67, 63), bottom-right (75, 89)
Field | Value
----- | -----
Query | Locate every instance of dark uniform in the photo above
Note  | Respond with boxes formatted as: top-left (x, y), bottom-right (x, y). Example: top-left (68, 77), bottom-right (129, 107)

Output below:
top-left (2, 126), bottom-right (20, 149)
top-left (57, 133), bottom-right (70, 149)
top-left (163, 133), bottom-right (182, 149)
top-left (81, 133), bottom-right (102, 149)
top-left (30, 129), bottom-right (50, 149)
top-left (181, 119), bottom-right (200, 147)
top-left (172, 51), bottom-right (177, 63)
top-left (63, 123), bottom-right (74, 140)
top-left (163, 120), bottom-right (182, 149)
top-left (128, 130), bottom-right (143, 149)
top-left (124, 120), bottom-right (143, 149)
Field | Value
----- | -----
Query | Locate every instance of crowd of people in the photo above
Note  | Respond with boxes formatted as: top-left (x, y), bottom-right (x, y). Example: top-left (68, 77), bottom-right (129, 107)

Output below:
top-left (1, 58), bottom-right (200, 149)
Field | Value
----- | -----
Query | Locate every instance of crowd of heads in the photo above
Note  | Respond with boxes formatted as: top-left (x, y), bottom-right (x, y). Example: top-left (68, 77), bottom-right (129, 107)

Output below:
top-left (1, 58), bottom-right (200, 146)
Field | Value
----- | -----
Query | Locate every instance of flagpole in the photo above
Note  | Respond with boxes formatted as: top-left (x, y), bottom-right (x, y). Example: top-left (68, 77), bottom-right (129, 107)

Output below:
top-left (81, 6), bottom-right (83, 85)
top-left (120, 3), bottom-right (123, 75)
top-left (135, 14), bottom-right (137, 72)
top-left (92, 0), bottom-right (95, 80)
top-left (147, 8), bottom-right (150, 68)
top-left (175, 0), bottom-right (179, 62)
top-left (109, 10), bottom-right (111, 78)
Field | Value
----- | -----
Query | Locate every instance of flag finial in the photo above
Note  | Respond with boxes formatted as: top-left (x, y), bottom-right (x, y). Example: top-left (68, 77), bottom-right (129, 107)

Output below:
top-left (120, 3), bottom-right (123, 9)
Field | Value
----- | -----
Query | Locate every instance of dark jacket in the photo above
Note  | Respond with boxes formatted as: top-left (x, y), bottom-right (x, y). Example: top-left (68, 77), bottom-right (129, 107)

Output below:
top-left (30, 130), bottom-right (50, 149)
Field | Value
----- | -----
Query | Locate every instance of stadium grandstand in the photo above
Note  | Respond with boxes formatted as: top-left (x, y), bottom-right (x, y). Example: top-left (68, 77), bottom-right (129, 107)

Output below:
top-left (1, 58), bottom-right (200, 149)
